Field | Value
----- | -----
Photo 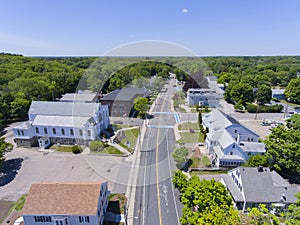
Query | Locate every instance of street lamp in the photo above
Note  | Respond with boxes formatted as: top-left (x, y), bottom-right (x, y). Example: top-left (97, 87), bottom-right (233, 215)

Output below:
top-left (284, 98), bottom-right (290, 119)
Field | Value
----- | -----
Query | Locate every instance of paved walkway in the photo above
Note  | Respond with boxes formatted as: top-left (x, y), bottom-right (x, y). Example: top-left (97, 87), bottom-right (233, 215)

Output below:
top-left (108, 142), bottom-right (131, 155)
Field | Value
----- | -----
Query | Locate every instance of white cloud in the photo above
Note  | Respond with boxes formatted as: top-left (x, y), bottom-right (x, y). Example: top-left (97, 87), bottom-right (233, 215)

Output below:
top-left (182, 8), bottom-right (188, 13)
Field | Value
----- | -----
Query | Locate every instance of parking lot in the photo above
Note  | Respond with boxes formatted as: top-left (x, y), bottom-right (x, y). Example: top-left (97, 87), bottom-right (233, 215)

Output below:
top-left (0, 122), bottom-right (131, 201)
top-left (0, 148), bottom-right (130, 201)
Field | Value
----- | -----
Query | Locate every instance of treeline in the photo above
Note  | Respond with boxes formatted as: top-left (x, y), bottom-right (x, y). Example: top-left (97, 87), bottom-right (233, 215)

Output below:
top-left (204, 56), bottom-right (300, 105)
top-left (2, 54), bottom-right (300, 127)
top-left (0, 53), bottom-right (90, 126)
top-left (245, 114), bottom-right (300, 182)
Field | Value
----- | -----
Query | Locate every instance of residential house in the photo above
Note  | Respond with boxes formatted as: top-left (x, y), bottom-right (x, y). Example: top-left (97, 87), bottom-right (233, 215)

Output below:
top-left (13, 101), bottom-right (110, 147)
top-left (22, 181), bottom-right (109, 225)
top-left (187, 88), bottom-right (220, 107)
top-left (187, 76), bottom-right (224, 107)
top-left (203, 109), bottom-right (266, 167)
top-left (100, 87), bottom-right (149, 117)
top-left (221, 167), bottom-right (298, 211)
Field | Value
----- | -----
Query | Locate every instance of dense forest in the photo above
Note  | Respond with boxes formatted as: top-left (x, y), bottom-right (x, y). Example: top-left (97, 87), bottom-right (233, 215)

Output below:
top-left (1, 53), bottom-right (300, 127)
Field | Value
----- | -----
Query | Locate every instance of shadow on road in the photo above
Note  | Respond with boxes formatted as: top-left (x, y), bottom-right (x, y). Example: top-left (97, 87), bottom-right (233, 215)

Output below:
top-left (0, 158), bottom-right (23, 187)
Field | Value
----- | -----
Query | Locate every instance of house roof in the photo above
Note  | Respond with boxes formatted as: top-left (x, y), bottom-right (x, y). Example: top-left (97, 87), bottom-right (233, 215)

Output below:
top-left (272, 89), bottom-right (285, 95)
top-left (221, 174), bottom-right (244, 202)
top-left (213, 146), bottom-right (244, 161)
top-left (22, 181), bottom-right (106, 215)
top-left (101, 87), bottom-right (148, 101)
top-left (60, 92), bottom-right (98, 102)
top-left (240, 142), bottom-right (266, 153)
top-left (29, 101), bottom-right (101, 118)
top-left (14, 121), bottom-right (32, 129)
top-left (204, 109), bottom-right (260, 139)
top-left (203, 110), bottom-right (232, 131)
top-left (218, 131), bottom-right (236, 149)
top-left (223, 167), bottom-right (298, 204)
top-left (32, 115), bottom-right (95, 128)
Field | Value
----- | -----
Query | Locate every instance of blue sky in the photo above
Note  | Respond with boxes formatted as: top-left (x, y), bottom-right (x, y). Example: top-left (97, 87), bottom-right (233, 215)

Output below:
top-left (1, 0), bottom-right (300, 56)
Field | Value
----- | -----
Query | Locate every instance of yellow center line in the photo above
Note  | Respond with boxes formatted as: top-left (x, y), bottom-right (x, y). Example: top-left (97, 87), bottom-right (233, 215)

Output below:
top-left (156, 128), bottom-right (163, 225)
top-left (156, 94), bottom-right (166, 225)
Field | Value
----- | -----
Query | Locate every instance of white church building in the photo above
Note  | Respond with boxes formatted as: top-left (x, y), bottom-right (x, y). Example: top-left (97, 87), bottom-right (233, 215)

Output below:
top-left (13, 101), bottom-right (110, 148)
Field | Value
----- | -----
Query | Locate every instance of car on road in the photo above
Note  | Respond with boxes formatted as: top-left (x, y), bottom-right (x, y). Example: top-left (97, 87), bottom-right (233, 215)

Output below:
top-left (198, 142), bottom-right (204, 146)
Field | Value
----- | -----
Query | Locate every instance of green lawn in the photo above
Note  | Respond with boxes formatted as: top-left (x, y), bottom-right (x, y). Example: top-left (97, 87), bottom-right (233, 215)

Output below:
top-left (50, 145), bottom-right (82, 153)
top-left (280, 100), bottom-right (300, 107)
top-left (189, 156), bottom-right (211, 168)
top-left (189, 157), bottom-right (201, 168)
top-left (112, 124), bottom-right (131, 131)
top-left (120, 128), bottom-right (139, 153)
top-left (12, 195), bottom-right (26, 211)
top-left (175, 107), bottom-right (186, 113)
top-left (51, 145), bottom-right (74, 152)
top-left (190, 108), bottom-right (197, 113)
top-left (91, 146), bottom-right (123, 155)
top-left (201, 156), bottom-right (211, 167)
top-left (179, 131), bottom-right (204, 143)
top-left (178, 122), bottom-right (199, 131)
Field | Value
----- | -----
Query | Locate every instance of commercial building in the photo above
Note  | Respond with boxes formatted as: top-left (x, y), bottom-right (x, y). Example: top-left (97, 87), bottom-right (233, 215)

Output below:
top-left (22, 181), bottom-right (109, 225)
top-left (100, 87), bottom-right (148, 117)
top-left (203, 109), bottom-right (266, 167)
top-left (13, 101), bottom-right (110, 148)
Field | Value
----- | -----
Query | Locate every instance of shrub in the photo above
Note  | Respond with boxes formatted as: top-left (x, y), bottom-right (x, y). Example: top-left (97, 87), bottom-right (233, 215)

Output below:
top-left (246, 104), bottom-right (283, 113)
top-left (72, 145), bottom-right (81, 154)
top-left (234, 101), bottom-right (244, 111)
top-left (89, 141), bottom-right (106, 151)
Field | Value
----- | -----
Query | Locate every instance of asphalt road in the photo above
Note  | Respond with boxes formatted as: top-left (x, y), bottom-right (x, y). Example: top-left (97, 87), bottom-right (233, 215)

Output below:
top-left (133, 79), bottom-right (182, 225)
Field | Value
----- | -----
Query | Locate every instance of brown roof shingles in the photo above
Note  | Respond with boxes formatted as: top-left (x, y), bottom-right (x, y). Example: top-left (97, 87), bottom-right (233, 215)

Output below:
top-left (22, 181), bottom-right (106, 215)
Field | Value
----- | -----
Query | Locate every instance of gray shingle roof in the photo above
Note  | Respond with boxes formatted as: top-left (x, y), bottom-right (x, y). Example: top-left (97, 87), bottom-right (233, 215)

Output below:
top-left (101, 87), bottom-right (147, 101)
top-left (240, 142), bottom-right (266, 153)
top-left (225, 167), bottom-right (298, 204)
top-left (221, 174), bottom-right (244, 202)
top-left (32, 115), bottom-right (94, 128)
top-left (29, 101), bottom-right (101, 118)
top-left (60, 93), bottom-right (98, 102)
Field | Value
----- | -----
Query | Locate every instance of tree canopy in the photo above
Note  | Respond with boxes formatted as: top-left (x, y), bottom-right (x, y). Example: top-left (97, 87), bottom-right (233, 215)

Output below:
top-left (245, 114), bottom-right (300, 180)
top-left (0, 137), bottom-right (13, 166)
top-left (133, 97), bottom-right (150, 116)
top-left (172, 171), bottom-right (241, 225)
top-left (256, 84), bottom-right (272, 105)
top-left (285, 77), bottom-right (300, 104)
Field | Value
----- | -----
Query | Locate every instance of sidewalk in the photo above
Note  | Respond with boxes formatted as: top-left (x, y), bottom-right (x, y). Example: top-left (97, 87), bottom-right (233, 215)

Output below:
top-left (179, 103), bottom-right (193, 113)
top-left (108, 142), bottom-right (131, 155)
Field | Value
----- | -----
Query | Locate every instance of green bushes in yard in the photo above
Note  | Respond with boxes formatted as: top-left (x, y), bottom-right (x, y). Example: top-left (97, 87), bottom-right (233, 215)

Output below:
top-left (72, 145), bottom-right (82, 154)
top-left (246, 103), bottom-right (283, 113)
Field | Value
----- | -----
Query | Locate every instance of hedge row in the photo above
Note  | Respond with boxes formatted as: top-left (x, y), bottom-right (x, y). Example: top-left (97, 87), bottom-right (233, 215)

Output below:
top-left (246, 104), bottom-right (284, 113)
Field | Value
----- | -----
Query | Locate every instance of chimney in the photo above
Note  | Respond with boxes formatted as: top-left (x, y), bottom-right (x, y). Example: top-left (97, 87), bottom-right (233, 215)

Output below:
top-left (237, 134), bottom-right (241, 144)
